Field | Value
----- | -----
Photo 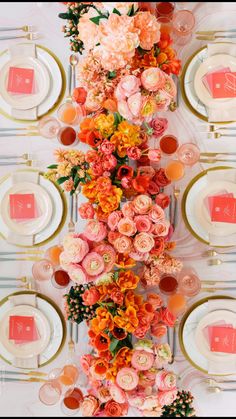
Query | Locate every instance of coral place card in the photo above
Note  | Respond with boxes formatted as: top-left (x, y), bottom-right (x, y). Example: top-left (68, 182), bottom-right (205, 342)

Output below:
top-left (9, 316), bottom-right (38, 343)
top-left (9, 193), bottom-right (36, 220)
top-left (211, 71), bottom-right (236, 99)
top-left (210, 326), bottom-right (236, 354)
top-left (7, 66), bottom-right (34, 94)
top-left (210, 196), bottom-right (236, 223)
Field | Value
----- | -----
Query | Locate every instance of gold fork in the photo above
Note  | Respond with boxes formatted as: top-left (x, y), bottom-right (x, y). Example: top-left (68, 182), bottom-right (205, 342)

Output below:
top-left (200, 152), bottom-right (236, 157)
top-left (208, 132), bottom-right (236, 139)
top-left (199, 158), bottom-right (236, 164)
top-left (0, 25), bottom-right (35, 32)
top-left (196, 35), bottom-right (236, 41)
top-left (0, 32), bottom-right (40, 41)
top-left (173, 187), bottom-right (180, 229)
top-left (203, 249), bottom-right (236, 257)
top-left (208, 386), bottom-right (236, 393)
top-left (68, 321), bottom-right (75, 352)
top-left (0, 276), bottom-right (28, 283)
top-left (208, 258), bottom-right (236, 266)
top-left (196, 29), bottom-right (236, 35)
top-left (207, 125), bottom-right (236, 132)
top-left (68, 194), bottom-right (75, 233)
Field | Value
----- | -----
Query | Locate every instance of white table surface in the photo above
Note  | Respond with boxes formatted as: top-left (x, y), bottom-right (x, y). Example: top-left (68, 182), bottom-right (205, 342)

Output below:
top-left (1, 2), bottom-right (236, 417)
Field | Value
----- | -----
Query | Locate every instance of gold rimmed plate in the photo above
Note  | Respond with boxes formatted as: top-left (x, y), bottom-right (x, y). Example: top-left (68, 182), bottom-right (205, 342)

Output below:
top-left (0, 291), bottom-right (66, 368)
top-left (179, 295), bottom-right (234, 375)
top-left (182, 166), bottom-right (235, 247)
top-left (0, 44), bottom-right (66, 122)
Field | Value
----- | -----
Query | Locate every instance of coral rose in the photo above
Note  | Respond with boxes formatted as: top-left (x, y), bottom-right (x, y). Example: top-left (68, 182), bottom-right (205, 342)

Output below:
top-left (147, 293), bottom-right (163, 310)
top-left (96, 386), bottom-right (111, 404)
top-left (80, 395), bottom-right (99, 417)
top-left (104, 400), bottom-right (128, 417)
top-left (133, 194), bottom-right (152, 214)
top-left (109, 384), bottom-right (126, 404)
top-left (72, 87), bottom-right (87, 104)
top-left (159, 307), bottom-right (176, 327)
top-left (148, 204), bottom-right (165, 223)
top-left (117, 218), bottom-right (137, 237)
top-left (156, 370), bottom-right (177, 391)
top-left (121, 202), bottom-right (135, 218)
top-left (113, 236), bottom-right (133, 254)
top-left (134, 232), bottom-right (155, 253)
top-left (84, 220), bottom-right (107, 242)
top-left (151, 220), bottom-right (170, 237)
top-left (151, 237), bottom-right (165, 256)
top-left (82, 287), bottom-right (100, 306)
top-left (116, 368), bottom-right (139, 391)
top-left (141, 67), bottom-right (166, 91)
top-left (151, 323), bottom-right (167, 339)
top-left (153, 168), bottom-right (171, 187)
top-left (79, 203), bottom-right (95, 220)
top-left (108, 211), bottom-right (123, 231)
top-left (147, 181), bottom-right (160, 196)
top-left (155, 193), bottom-right (170, 209)
top-left (131, 350), bottom-right (154, 371)
top-left (150, 117), bottom-right (168, 138)
top-left (134, 11), bottom-right (161, 50)
top-left (134, 215), bottom-right (152, 232)
top-left (158, 389), bottom-right (177, 408)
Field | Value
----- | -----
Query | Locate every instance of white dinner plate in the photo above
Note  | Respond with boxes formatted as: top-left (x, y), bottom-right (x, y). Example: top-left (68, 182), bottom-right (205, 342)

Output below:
top-left (181, 297), bottom-right (235, 374)
top-left (0, 305), bottom-right (51, 358)
top-left (194, 54), bottom-right (236, 108)
top-left (0, 292), bottom-right (66, 368)
top-left (195, 309), bottom-right (236, 362)
top-left (0, 56), bottom-right (50, 110)
top-left (182, 167), bottom-right (236, 245)
top-left (0, 181), bottom-right (53, 236)
top-left (0, 44), bottom-right (65, 121)
top-left (0, 170), bottom-right (66, 246)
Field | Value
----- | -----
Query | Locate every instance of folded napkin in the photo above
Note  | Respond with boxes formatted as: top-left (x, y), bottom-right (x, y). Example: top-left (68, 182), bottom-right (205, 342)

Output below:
top-left (8, 293), bottom-right (39, 369)
top-left (206, 168), bottom-right (236, 246)
top-left (207, 299), bottom-right (236, 375)
top-left (9, 43), bottom-right (37, 121)
top-left (206, 43), bottom-right (236, 122)
top-left (7, 170), bottom-right (40, 246)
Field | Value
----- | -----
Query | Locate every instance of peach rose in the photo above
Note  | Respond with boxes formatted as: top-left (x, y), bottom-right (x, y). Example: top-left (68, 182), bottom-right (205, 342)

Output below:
top-left (133, 194), bottom-right (153, 215)
top-left (84, 220), bottom-right (107, 242)
top-left (134, 12), bottom-right (161, 50)
top-left (131, 350), bottom-right (154, 371)
top-left (147, 293), bottom-right (163, 310)
top-left (108, 211), bottom-right (123, 231)
top-left (97, 386), bottom-right (111, 403)
top-left (134, 232), bottom-right (155, 253)
top-left (113, 235), bottom-right (133, 254)
top-left (115, 75), bottom-right (141, 100)
top-left (127, 92), bottom-right (143, 117)
top-left (104, 400), bottom-right (127, 417)
top-left (117, 218), bottom-right (137, 237)
top-left (158, 389), bottom-right (177, 408)
top-left (150, 117), bottom-right (168, 138)
top-left (82, 252), bottom-right (105, 276)
top-left (59, 251), bottom-right (72, 271)
top-left (151, 220), bottom-right (170, 237)
top-left (108, 231), bottom-right (122, 245)
top-left (109, 384), bottom-right (126, 404)
top-left (141, 67), bottom-right (166, 91)
top-left (116, 367), bottom-right (139, 391)
top-left (159, 307), bottom-right (176, 327)
top-left (79, 203), bottom-right (95, 220)
top-left (151, 323), bottom-right (167, 339)
top-left (80, 395), bottom-right (99, 417)
top-left (148, 204), bottom-right (165, 223)
top-left (148, 149), bottom-right (161, 162)
top-left (121, 202), bottom-right (135, 218)
top-left (68, 264), bottom-right (88, 284)
top-left (134, 215), bottom-right (152, 232)
top-left (129, 250), bottom-right (149, 262)
top-left (82, 287), bottom-right (100, 306)
top-left (155, 193), bottom-right (170, 209)
top-left (80, 354), bottom-right (93, 375)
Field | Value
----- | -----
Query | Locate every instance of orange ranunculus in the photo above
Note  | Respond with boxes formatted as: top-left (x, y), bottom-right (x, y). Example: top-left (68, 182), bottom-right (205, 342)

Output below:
top-left (97, 283), bottom-right (118, 300)
top-left (118, 121), bottom-right (140, 142)
top-left (114, 306), bottom-right (138, 333)
top-left (95, 206), bottom-right (110, 222)
top-left (94, 114), bottom-right (115, 138)
top-left (106, 366), bottom-right (118, 382)
top-left (157, 52), bottom-right (168, 65)
top-left (125, 290), bottom-right (143, 309)
top-left (114, 347), bottom-right (133, 368)
top-left (117, 270), bottom-right (139, 292)
top-left (96, 176), bottom-right (112, 193)
top-left (98, 187), bottom-right (122, 214)
top-left (93, 358), bottom-right (109, 376)
top-left (103, 98), bottom-right (118, 113)
top-left (82, 181), bottom-right (98, 201)
top-left (94, 332), bottom-right (110, 352)
top-left (115, 253), bottom-right (136, 269)
top-left (80, 117), bottom-right (94, 132)
top-left (91, 307), bottom-right (114, 333)
top-left (132, 174), bottom-right (150, 193)
top-left (116, 165), bottom-right (134, 180)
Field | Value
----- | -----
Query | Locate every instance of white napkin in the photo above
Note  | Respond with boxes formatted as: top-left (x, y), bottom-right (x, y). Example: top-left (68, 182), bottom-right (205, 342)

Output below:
top-left (8, 293), bottom-right (39, 369)
top-left (9, 43), bottom-right (37, 120)
top-left (206, 43), bottom-right (236, 122)
top-left (206, 168), bottom-right (236, 246)
top-left (207, 299), bottom-right (236, 375)
top-left (7, 170), bottom-right (40, 246)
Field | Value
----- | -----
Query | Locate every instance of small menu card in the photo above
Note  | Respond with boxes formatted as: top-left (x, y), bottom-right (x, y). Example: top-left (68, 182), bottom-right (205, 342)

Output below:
top-left (210, 326), bottom-right (236, 354)
top-left (9, 315), bottom-right (39, 343)
top-left (7, 67), bottom-right (34, 94)
top-left (9, 193), bottom-right (36, 220)
top-left (210, 196), bottom-right (236, 223)
top-left (211, 72), bottom-right (236, 99)
top-left (202, 66), bottom-right (230, 94)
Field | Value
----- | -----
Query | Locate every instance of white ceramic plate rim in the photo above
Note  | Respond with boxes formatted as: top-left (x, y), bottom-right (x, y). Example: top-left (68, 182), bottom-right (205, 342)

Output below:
top-left (0, 181), bottom-right (53, 236)
top-left (194, 54), bottom-right (236, 108)
top-left (0, 56), bottom-right (50, 110)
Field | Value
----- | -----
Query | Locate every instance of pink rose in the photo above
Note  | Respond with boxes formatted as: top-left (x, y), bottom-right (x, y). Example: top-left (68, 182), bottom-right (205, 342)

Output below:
top-left (117, 100), bottom-right (134, 121)
top-left (84, 220), bottom-right (107, 242)
top-left (131, 350), bottom-right (154, 371)
top-left (127, 146), bottom-right (142, 160)
top-left (147, 181), bottom-right (160, 196)
top-left (150, 117), bottom-right (168, 138)
top-left (141, 67), bottom-right (166, 91)
top-left (80, 395), bottom-right (99, 417)
top-left (59, 251), bottom-right (72, 271)
top-left (151, 220), bottom-right (170, 237)
top-left (116, 368), bottom-right (139, 391)
top-left (133, 194), bottom-right (153, 215)
top-left (96, 386), bottom-right (111, 404)
top-left (115, 75), bottom-right (141, 100)
top-left (117, 218), bottom-right (137, 237)
top-left (63, 236), bottom-right (89, 263)
top-left (95, 243), bottom-right (116, 272)
top-left (108, 231), bottom-right (122, 245)
top-left (79, 203), bottom-right (95, 220)
top-left (68, 264), bottom-right (88, 284)
top-left (108, 211), bottom-right (123, 231)
top-left (155, 89), bottom-right (172, 111)
top-left (129, 250), bottom-right (149, 262)
top-left (134, 233), bottom-right (155, 253)
top-left (109, 384), bottom-right (126, 404)
top-left (102, 154), bottom-right (117, 171)
top-left (159, 307), bottom-right (176, 327)
top-left (127, 390), bottom-right (145, 408)
top-left (153, 168), bottom-right (171, 187)
top-left (82, 252), bottom-right (105, 276)
top-left (134, 215), bottom-right (152, 233)
top-left (114, 235), bottom-right (133, 254)
top-left (148, 149), bottom-right (161, 162)
top-left (99, 140), bottom-right (115, 155)
top-left (121, 202), bottom-right (135, 218)
top-left (82, 287), bottom-right (100, 306)
top-left (127, 92), bottom-right (143, 117)
top-left (91, 161), bottom-right (103, 176)
top-left (163, 74), bottom-right (177, 99)
top-left (148, 205), bottom-right (165, 223)
top-left (155, 193), bottom-right (170, 209)
top-left (80, 354), bottom-right (93, 375)
top-left (158, 389), bottom-right (177, 408)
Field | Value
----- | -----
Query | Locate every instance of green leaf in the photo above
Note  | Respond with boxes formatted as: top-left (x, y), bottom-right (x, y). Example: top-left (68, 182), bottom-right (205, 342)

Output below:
top-left (108, 70), bottom-right (117, 79)
top-left (58, 12), bottom-right (71, 19)
top-left (114, 271), bottom-right (119, 281)
top-left (47, 164), bottom-right (58, 169)
top-left (112, 8), bottom-right (121, 16)
top-left (109, 338), bottom-right (119, 353)
top-left (90, 14), bottom-right (107, 25)
top-left (127, 4), bottom-right (135, 16)
top-left (57, 176), bottom-right (69, 185)
top-left (113, 112), bottom-right (123, 126)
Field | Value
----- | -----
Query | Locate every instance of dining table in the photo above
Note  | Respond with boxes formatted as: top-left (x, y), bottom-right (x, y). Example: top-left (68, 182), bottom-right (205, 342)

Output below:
top-left (1, 1), bottom-right (236, 417)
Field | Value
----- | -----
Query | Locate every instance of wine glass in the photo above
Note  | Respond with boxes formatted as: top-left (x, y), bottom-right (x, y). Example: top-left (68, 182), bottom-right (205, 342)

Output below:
top-left (39, 380), bottom-right (62, 406)
top-left (177, 267), bottom-right (201, 297)
top-left (165, 160), bottom-right (185, 181)
top-left (32, 259), bottom-right (54, 281)
top-left (38, 116), bottom-right (61, 139)
top-left (177, 143), bottom-right (200, 166)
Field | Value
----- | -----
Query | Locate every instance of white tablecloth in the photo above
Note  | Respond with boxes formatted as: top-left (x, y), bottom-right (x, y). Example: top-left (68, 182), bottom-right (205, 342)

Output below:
top-left (0, 2), bottom-right (236, 417)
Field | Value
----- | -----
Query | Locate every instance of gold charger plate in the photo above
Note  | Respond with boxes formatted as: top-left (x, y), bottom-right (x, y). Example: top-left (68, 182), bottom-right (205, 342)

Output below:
top-left (0, 169), bottom-right (67, 247)
top-left (0, 291), bottom-right (66, 368)
top-left (180, 43), bottom-right (233, 124)
top-left (0, 44), bottom-right (66, 123)
top-left (182, 166), bottom-right (233, 247)
top-left (179, 295), bottom-right (234, 375)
